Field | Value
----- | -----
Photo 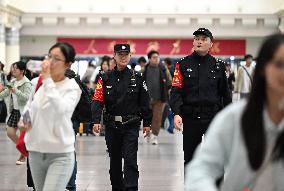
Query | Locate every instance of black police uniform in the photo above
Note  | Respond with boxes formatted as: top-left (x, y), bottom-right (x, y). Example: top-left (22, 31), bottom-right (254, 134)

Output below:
top-left (93, 45), bottom-right (152, 191)
top-left (170, 43), bottom-right (232, 167)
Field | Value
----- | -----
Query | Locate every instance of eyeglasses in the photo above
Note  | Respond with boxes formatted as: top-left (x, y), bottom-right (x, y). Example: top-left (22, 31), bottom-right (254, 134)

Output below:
top-left (44, 54), bottom-right (65, 63)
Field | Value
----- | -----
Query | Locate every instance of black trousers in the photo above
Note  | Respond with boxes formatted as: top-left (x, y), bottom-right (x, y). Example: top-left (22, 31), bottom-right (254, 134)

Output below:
top-left (182, 115), bottom-right (213, 167)
top-left (108, 122), bottom-right (140, 191)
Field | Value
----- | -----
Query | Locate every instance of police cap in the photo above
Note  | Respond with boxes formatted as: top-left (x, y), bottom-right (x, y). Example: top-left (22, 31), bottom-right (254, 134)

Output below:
top-left (193, 28), bottom-right (213, 40)
top-left (114, 44), bottom-right (130, 53)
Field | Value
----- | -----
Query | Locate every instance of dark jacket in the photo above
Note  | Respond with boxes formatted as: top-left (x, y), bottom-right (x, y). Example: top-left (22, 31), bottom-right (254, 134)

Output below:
top-left (170, 51), bottom-right (232, 116)
top-left (143, 63), bottom-right (172, 102)
top-left (92, 66), bottom-right (152, 127)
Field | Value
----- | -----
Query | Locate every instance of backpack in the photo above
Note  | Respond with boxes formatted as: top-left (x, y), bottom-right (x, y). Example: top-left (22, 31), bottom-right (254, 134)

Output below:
top-left (65, 69), bottom-right (93, 123)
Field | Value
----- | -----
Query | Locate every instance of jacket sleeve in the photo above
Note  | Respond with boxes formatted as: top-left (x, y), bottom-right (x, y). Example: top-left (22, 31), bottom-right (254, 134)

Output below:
top-left (0, 88), bottom-right (10, 99)
top-left (42, 78), bottom-right (81, 115)
top-left (219, 65), bottom-right (232, 107)
top-left (138, 76), bottom-right (152, 127)
top-left (14, 82), bottom-right (32, 103)
top-left (92, 77), bottom-right (105, 124)
top-left (169, 63), bottom-right (184, 115)
top-left (185, 106), bottom-right (234, 191)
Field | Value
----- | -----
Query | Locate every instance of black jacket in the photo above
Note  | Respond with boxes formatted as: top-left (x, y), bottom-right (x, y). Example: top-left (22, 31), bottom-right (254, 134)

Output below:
top-left (170, 51), bottom-right (232, 115)
top-left (93, 66), bottom-right (152, 127)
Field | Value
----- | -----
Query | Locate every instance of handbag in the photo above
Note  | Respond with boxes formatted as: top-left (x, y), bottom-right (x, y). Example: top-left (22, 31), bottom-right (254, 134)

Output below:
top-left (16, 76), bottom-right (43, 157)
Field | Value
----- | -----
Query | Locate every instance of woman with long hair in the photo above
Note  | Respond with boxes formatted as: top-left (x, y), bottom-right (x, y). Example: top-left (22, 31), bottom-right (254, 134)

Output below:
top-left (185, 33), bottom-right (284, 191)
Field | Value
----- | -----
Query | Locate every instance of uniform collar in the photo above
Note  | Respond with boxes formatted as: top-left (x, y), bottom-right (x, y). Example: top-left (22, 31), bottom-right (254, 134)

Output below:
top-left (114, 66), bottom-right (130, 75)
top-left (192, 51), bottom-right (210, 59)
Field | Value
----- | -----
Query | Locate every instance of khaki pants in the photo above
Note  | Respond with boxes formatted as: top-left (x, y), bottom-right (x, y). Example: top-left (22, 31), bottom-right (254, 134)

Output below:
top-left (150, 100), bottom-right (165, 136)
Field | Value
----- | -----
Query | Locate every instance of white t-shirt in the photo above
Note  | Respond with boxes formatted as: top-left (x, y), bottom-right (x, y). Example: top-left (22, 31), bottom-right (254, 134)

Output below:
top-left (241, 65), bottom-right (254, 93)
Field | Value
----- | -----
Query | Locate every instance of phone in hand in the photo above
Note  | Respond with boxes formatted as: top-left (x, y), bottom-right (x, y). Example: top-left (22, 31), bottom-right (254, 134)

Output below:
top-left (6, 83), bottom-right (13, 89)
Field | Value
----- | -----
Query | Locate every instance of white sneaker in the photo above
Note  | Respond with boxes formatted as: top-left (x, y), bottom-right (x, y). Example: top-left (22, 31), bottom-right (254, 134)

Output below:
top-left (151, 135), bottom-right (158, 145)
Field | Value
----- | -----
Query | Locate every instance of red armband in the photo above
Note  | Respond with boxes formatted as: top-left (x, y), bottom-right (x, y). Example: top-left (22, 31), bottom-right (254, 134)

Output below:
top-left (93, 78), bottom-right (104, 103)
top-left (172, 63), bottom-right (183, 88)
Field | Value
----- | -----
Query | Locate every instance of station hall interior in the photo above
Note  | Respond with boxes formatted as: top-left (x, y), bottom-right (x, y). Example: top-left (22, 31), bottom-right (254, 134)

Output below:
top-left (0, 0), bottom-right (284, 190)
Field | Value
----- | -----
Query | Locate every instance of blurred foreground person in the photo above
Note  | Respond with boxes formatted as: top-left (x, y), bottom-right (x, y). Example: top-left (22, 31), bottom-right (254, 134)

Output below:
top-left (185, 33), bottom-right (284, 191)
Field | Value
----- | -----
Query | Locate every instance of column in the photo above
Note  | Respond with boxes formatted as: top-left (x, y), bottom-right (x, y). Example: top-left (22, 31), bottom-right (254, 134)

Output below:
top-left (5, 26), bottom-right (20, 72)
top-left (0, 24), bottom-right (5, 64)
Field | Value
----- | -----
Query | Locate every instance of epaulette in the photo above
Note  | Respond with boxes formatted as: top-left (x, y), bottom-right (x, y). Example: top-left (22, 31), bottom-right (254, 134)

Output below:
top-left (101, 71), bottom-right (111, 81)
top-left (134, 71), bottom-right (143, 78)
top-left (214, 57), bottom-right (227, 70)
top-left (177, 55), bottom-right (189, 64)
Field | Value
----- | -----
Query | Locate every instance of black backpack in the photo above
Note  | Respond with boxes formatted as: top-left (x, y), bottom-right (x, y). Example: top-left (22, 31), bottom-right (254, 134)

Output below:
top-left (65, 69), bottom-right (93, 123)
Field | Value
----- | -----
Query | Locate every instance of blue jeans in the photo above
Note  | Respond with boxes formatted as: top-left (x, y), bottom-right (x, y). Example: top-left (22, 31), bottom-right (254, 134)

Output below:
top-left (29, 151), bottom-right (74, 191)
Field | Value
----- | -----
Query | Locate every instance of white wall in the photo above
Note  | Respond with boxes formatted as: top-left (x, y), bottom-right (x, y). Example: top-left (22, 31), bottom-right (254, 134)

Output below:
top-left (20, 36), bottom-right (56, 56)
top-left (7, 0), bottom-right (284, 14)
top-left (245, 37), bottom-right (264, 58)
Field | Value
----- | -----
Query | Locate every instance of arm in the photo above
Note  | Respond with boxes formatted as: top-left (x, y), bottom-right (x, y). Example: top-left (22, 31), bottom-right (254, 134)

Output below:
top-left (14, 82), bottom-right (33, 103)
top-left (169, 63), bottom-right (183, 116)
top-left (0, 87), bottom-right (10, 99)
top-left (185, 107), bottom-right (234, 191)
top-left (219, 66), bottom-right (232, 107)
top-left (43, 78), bottom-right (81, 115)
top-left (235, 67), bottom-right (242, 93)
top-left (138, 77), bottom-right (152, 127)
top-left (92, 77), bottom-right (105, 124)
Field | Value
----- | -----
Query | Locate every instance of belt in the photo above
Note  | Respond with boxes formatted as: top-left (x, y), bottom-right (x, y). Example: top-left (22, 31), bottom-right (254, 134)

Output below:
top-left (104, 113), bottom-right (141, 125)
top-left (182, 105), bottom-right (219, 114)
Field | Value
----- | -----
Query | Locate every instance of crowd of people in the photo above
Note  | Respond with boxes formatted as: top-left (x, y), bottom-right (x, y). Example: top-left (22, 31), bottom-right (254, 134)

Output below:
top-left (0, 28), bottom-right (283, 191)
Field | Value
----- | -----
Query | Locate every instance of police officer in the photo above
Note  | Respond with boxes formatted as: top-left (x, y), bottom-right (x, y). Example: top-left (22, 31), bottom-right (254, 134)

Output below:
top-left (92, 44), bottom-right (152, 191)
top-left (170, 28), bottom-right (232, 168)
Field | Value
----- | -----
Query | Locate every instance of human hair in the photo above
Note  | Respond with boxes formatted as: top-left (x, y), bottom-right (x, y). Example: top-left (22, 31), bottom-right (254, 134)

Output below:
top-left (14, 61), bottom-right (27, 76)
top-left (48, 42), bottom-right (76, 63)
top-left (244, 54), bottom-right (253, 61)
top-left (241, 33), bottom-right (284, 170)
top-left (137, 56), bottom-right (146, 64)
top-left (147, 50), bottom-right (159, 59)
top-left (163, 57), bottom-right (172, 66)
top-left (100, 55), bottom-right (111, 68)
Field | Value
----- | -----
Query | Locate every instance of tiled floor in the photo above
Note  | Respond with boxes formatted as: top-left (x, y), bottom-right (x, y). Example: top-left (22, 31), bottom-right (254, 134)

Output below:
top-left (0, 125), bottom-right (184, 191)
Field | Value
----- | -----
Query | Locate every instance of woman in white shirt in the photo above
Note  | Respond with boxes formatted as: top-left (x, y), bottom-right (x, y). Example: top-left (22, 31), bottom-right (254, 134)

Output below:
top-left (20, 42), bottom-right (81, 191)
top-left (185, 33), bottom-right (284, 191)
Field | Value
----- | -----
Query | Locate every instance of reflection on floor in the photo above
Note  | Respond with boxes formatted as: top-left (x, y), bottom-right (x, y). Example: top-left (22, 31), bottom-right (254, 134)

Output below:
top-left (0, 125), bottom-right (183, 191)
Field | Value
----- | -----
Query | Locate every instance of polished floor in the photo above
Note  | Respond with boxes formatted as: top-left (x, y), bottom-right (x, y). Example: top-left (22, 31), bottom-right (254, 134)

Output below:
top-left (0, 124), bottom-right (184, 191)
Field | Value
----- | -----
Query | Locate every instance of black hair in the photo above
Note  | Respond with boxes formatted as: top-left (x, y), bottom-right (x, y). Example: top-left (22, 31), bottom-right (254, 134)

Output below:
top-left (49, 42), bottom-right (76, 63)
top-left (163, 57), bottom-right (172, 66)
top-left (137, 56), bottom-right (147, 64)
top-left (244, 54), bottom-right (253, 60)
top-left (14, 61), bottom-right (26, 71)
top-left (0, 61), bottom-right (4, 71)
top-left (147, 50), bottom-right (159, 59)
top-left (241, 33), bottom-right (284, 170)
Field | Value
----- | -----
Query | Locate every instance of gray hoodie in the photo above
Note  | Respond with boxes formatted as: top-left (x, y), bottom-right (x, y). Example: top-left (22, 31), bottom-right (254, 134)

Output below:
top-left (185, 100), bottom-right (284, 191)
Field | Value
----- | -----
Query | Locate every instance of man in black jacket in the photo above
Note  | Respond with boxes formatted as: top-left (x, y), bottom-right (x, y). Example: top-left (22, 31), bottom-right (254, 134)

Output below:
top-left (143, 50), bottom-right (172, 145)
top-left (92, 44), bottom-right (152, 191)
top-left (170, 28), bottom-right (232, 168)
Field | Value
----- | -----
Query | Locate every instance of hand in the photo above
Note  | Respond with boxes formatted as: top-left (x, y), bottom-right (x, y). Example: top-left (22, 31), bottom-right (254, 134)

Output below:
top-left (41, 59), bottom-right (51, 79)
top-left (143, 127), bottom-right (150, 137)
top-left (18, 120), bottom-right (32, 132)
top-left (10, 87), bottom-right (16, 93)
top-left (0, 83), bottom-right (4, 92)
top-left (174, 115), bottom-right (183, 131)
top-left (92, 124), bottom-right (101, 134)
